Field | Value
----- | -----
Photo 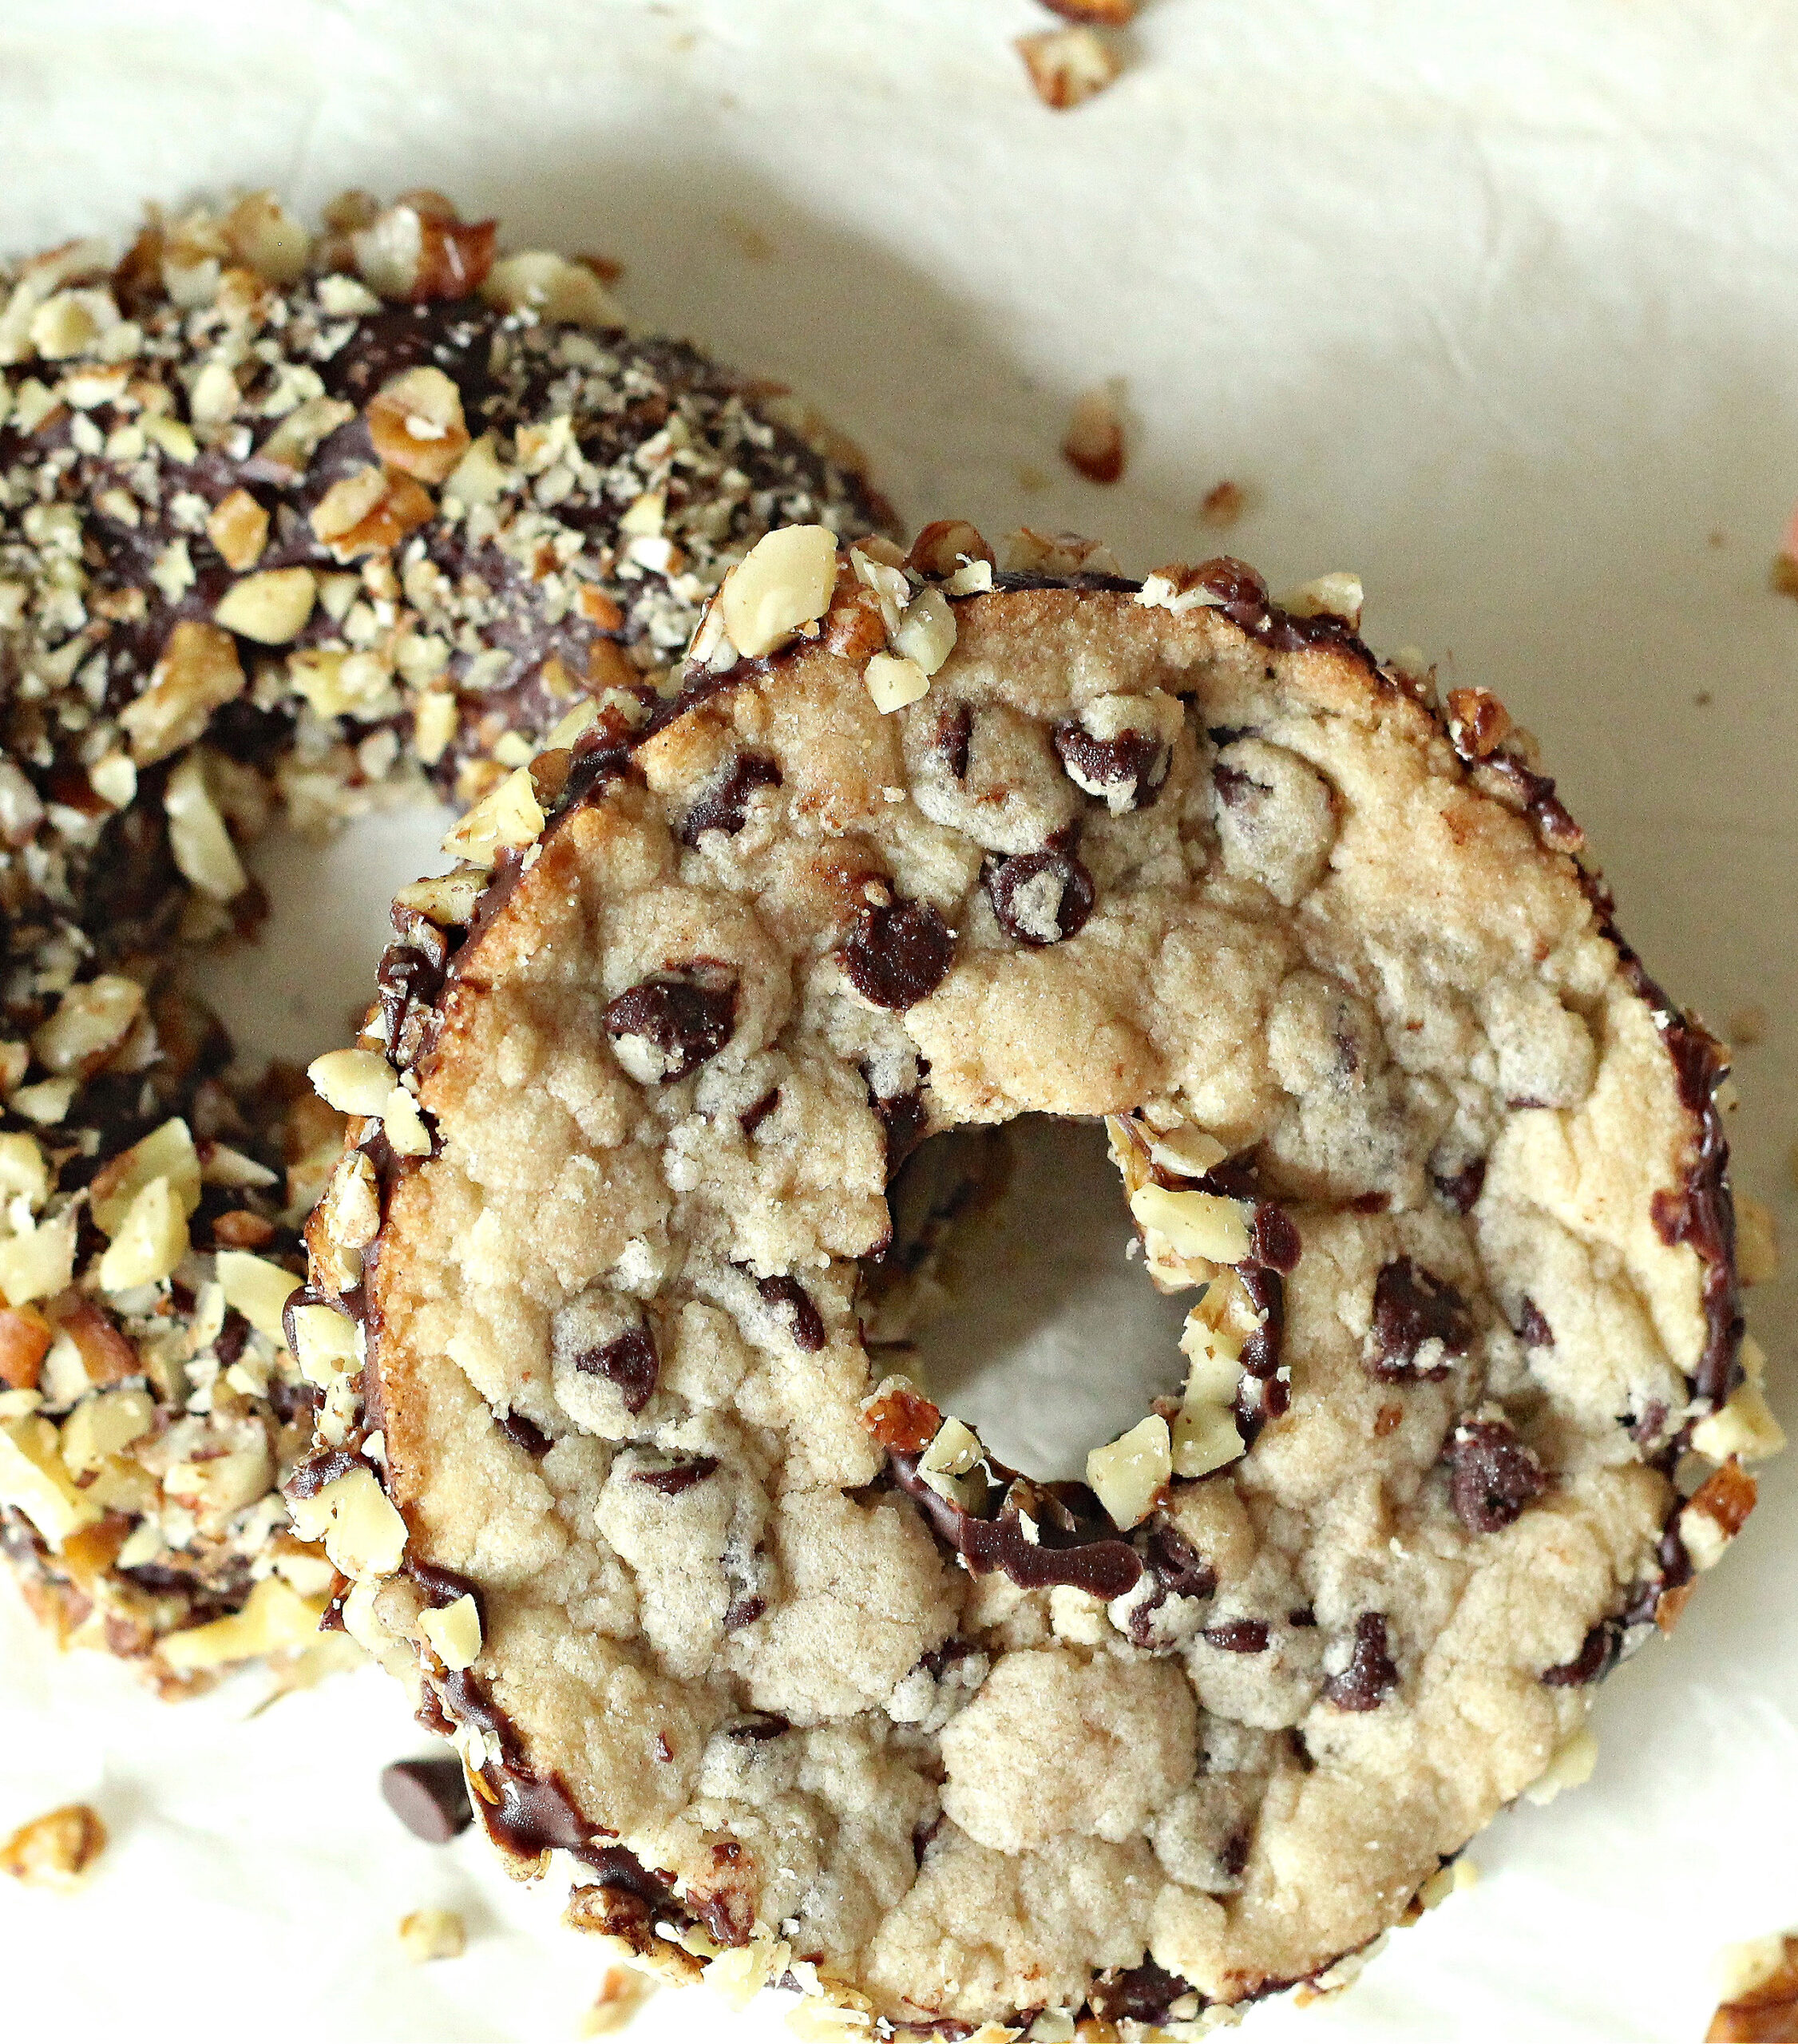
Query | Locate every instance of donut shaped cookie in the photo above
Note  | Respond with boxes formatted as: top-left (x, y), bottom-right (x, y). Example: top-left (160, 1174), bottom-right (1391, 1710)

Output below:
top-left (0, 193), bottom-right (885, 1686)
top-left (307, 527), bottom-right (1766, 2025)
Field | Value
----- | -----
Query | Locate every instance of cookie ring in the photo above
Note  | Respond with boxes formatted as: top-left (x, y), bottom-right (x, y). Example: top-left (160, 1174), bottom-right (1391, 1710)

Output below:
top-left (312, 526), bottom-right (1767, 2025)
top-left (0, 192), bottom-right (885, 1687)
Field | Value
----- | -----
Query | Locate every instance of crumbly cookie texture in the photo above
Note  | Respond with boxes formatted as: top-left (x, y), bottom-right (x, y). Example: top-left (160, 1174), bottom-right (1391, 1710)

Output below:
top-left (308, 527), bottom-right (1765, 2030)
top-left (0, 192), bottom-right (885, 1685)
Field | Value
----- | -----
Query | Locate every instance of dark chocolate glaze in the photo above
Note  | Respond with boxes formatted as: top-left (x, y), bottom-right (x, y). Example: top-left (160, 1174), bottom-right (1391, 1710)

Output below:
top-left (1541, 1619), bottom-right (1621, 1688)
top-left (890, 1453), bottom-right (1143, 1600)
top-left (1087, 1959), bottom-right (1200, 2026)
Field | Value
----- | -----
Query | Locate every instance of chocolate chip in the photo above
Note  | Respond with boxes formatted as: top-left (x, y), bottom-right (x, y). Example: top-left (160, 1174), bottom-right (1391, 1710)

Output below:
top-left (1515, 1297), bottom-right (1554, 1349)
top-left (1212, 759), bottom-right (1265, 808)
top-left (1052, 721), bottom-right (1169, 811)
top-left (936, 700), bottom-right (972, 782)
top-left (1218, 1831), bottom-right (1250, 1880)
top-left (497, 1409), bottom-right (552, 1457)
top-left (984, 845), bottom-right (1095, 946)
top-left (1323, 1613), bottom-right (1398, 1711)
top-left (1366, 1257), bottom-right (1474, 1379)
top-left (723, 1593), bottom-right (766, 1630)
top-left (739, 1086), bottom-right (781, 1138)
top-left (1202, 1618), bottom-right (1271, 1654)
top-left (841, 897), bottom-right (955, 1011)
top-left (604, 970), bottom-right (736, 1082)
top-left (574, 1326), bottom-right (659, 1414)
top-left (724, 1713), bottom-right (789, 1741)
top-left (632, 1456), bottom-right (719, 1495)
top-left (1431, 1156), bottom-right (1487, 1214)
top-left (1247, 1202), bottom-right (1301, 1273)
top-left (678, 752), bottom-right (780, 845)
top-left (1541, 1620), bottom-right (1619, 1688)
top-left (757, 1274), bottom-right (826, 1352)
top-left (1447, 1419), bottom-right (1544, 1534)
top-left (380, 1757), bottom-right (473, 1843)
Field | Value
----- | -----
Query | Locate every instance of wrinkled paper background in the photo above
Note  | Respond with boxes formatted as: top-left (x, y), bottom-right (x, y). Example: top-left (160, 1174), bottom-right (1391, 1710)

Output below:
top-left (2, 2), bottom-right (1794, 2038)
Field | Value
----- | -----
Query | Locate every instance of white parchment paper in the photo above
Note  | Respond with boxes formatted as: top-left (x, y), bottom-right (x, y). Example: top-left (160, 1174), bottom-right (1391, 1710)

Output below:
top-left (2, 3), bottom-right (1794, 2038)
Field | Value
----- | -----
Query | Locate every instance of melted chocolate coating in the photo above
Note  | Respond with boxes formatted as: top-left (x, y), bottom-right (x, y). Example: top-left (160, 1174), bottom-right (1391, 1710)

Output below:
top-left (1541, 1620), bottom-right (1621, 1688)
top-left (891, 1454), bottom-right (1143, 1601)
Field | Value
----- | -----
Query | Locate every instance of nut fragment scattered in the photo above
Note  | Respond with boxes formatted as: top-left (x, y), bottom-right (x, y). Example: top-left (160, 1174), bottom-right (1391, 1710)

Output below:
top-left (418, 1591), bottom-right (483, 1672)
top-left (1708, 1933), bottom-right (1798, 2042)
top-left (214, 565), bottom-right (318, 644)
top-left (1519, 1723), bottom-right (1598, 1806)
top-left (1199, 481), bottom-right (1246, 529)
top-left (1, 1804), bottom-right (107, 1890)
top-left (1041, 0), bottom-right (1138, 20)
top-left (216, 1249), bottom-right (303, 1343)
top-left (398, 1907), bottom-right (467, 1964)
top-left (366, 366), bottom-right (471, 484)
top-left (581, 1964), bottom-right (657, 2036)
top-left (1061, 385), bottom-right (1126, 484)
top-left (158, 1575), bottom-right (327, 1672)
top-left (1018, 25), bottom-right (1123, 109)
top-left (719, 525), bottom-right (840, 659)
top-left (118, 620), bottom-right (245, 765)
top-left (1129, 1182), bottom-right (1250, 1266)
top-left (287, 1464), bottom-right (408, 1579)
top-left (864, 653), bottom-right (931, 715)
top-left (204, 488), bottom-right (270, 571)
top-left (1086, 1414), bottom-right (1171, 1529)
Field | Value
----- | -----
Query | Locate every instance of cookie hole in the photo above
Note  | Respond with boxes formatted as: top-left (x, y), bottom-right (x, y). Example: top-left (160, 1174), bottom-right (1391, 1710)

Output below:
top-left (865, 1116), bottom-right (1189, 1482)
top-left (186, 806), bottom-right (450, 1065)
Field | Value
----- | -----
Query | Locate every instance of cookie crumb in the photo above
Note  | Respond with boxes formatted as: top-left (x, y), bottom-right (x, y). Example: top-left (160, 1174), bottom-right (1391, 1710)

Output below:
top-left (1728, 1004), bottom-right (1768, 1047)
top-left (1062, 385), bottom-right (1127, 484)
top-left (398, 1907), bottom-right (466, 1963)
top-left (1041, 0), bottom-right (1137, 22)
top-left (1018, 26), bottom-right (1123, 109)
top-left (1199, 480), bottom-right (1246, 529)
top-left (580, 1964), bottom-right (656, 2036)
top-left (1708, 1933), bottom-right (1798, 2041)
top-left (0, 1803), bottom-right (107, 1889)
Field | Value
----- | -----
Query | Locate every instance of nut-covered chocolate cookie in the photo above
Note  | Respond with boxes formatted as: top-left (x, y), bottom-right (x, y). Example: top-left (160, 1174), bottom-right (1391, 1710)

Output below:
top-left (0, 193), bottom-right (885, 1687)
top-left (307, 524), bottom-right (1772, 2026)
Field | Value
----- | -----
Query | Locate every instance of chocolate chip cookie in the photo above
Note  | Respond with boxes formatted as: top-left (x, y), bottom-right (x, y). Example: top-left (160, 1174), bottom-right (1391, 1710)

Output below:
top-left (0, 193), bottom-right (885, 1686)
top-left (303, 523), bottom-right (1769, 2026)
